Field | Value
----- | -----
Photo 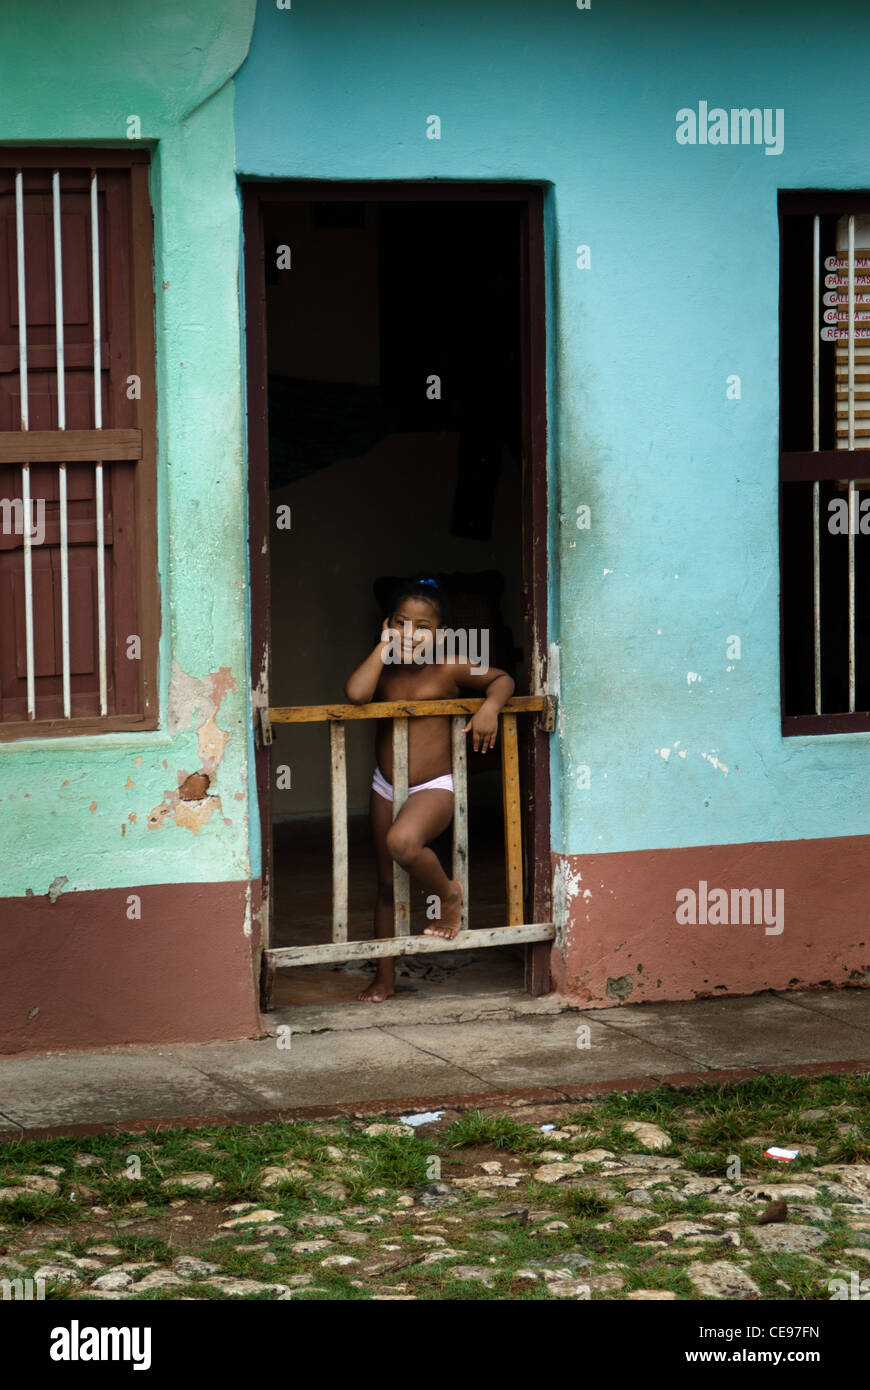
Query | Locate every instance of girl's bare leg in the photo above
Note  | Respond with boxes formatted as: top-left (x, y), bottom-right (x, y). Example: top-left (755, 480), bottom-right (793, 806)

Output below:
top-left (386, 790), bottom-right (462, 940)
top-left (358, 788), bottom-right (460, 1001)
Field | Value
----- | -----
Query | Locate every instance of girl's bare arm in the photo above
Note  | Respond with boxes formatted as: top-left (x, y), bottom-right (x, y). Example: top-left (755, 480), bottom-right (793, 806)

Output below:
top-left (345, 636), bottom-right (390, 704)
top-left (455, 663), bottom-right (515, 752)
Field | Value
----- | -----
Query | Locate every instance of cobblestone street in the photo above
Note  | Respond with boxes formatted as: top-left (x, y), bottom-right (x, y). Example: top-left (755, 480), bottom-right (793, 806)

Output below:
top-left (2, 1074), bottom-right (868, 1301)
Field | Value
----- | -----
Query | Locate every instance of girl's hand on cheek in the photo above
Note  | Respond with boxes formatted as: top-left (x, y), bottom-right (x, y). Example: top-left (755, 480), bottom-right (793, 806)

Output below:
top-left (379, 626), bottom-right (398, 662)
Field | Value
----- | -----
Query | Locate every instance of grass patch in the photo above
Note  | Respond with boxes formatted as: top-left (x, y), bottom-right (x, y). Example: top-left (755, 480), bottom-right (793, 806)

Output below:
top-left (560, 1189), bottom-right (612, 1218)
top-left (441, 1111), bottom-right (542, 1154)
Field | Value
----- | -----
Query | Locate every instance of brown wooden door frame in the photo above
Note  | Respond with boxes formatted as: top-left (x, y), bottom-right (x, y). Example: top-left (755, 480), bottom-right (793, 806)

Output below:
top-left (242, 179), bottom-right (551, 997)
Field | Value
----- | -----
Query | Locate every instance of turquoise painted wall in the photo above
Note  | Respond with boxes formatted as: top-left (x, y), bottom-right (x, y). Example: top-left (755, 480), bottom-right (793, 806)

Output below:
top-left (4, 0), bottom-right (870, 908)
top-left (235, 0), bottom-right (870, 858)
top-left (0, 1), bottom-right (258, 898)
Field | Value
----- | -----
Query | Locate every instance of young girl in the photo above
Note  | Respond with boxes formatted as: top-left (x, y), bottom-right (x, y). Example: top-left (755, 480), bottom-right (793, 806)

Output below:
top-left (345, 575), bottom-right (515, 1002)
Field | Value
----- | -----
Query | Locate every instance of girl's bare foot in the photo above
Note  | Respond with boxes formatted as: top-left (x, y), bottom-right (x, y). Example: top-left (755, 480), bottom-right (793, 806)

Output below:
top-left (357, 970), bottom-right (394, 1002)
top-left (423, 881), bottom-right (463, 940)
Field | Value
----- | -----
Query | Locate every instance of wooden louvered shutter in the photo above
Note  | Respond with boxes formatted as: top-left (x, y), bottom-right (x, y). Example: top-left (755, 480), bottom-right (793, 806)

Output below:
top-left (0, 151), bottom-right (157, 737)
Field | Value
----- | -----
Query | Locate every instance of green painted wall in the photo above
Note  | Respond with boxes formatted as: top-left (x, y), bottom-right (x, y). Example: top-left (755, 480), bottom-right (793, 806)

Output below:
top-left (0, 1), bottom-right (258, 896)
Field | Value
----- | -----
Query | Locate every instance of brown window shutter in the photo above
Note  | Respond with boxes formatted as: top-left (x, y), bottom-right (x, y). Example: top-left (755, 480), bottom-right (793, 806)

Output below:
top-left (0, 153), bottom-right (157, 737)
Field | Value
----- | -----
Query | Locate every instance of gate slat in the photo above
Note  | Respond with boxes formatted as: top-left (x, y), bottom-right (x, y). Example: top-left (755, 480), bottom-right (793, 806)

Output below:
top-left (329, 720), bottom-right (348, 942)
top-left (451, 714), bottom-right (469, 930)
top-left (501, 712), bottom-right (523, 925)
top-left (266, 921), bottom-right (554, 968)
top-left (392, 717), bottom-right (411, 935)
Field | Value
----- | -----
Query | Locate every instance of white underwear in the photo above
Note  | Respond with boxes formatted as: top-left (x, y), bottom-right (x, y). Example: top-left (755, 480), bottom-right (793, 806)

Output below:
top-left (372, 766), bottom-right (454, 803)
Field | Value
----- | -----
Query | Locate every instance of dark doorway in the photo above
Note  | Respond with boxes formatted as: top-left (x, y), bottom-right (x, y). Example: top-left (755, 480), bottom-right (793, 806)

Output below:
top-left (243, 183), bottom-right (551, 1009)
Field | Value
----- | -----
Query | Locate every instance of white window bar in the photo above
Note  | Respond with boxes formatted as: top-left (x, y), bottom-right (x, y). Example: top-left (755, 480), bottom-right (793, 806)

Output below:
top-left (91, 170), bottom-right (108, 716)
top-left (848, 215), bottom-right (856, 451)
top-left (848, 215), bottom-right (856, 713)
top-left (812, 215), bottom-right (821, 715)
top-left (52, 171), bottom-right (71, 719)
top-left (15, 171), bottom-right (35, 718)
top-left (15, 173), bottom-right (28, 430)
top-left (849, 480), bottom-right (856, 712)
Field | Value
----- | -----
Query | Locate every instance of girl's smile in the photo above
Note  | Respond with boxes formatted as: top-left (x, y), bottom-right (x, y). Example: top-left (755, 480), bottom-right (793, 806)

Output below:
top-left (382, 597), bottom-right (441, 665)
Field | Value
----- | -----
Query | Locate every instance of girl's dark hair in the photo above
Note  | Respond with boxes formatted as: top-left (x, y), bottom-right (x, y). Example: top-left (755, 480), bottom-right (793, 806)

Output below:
top-left (386, 574), bottom-right (449, 624)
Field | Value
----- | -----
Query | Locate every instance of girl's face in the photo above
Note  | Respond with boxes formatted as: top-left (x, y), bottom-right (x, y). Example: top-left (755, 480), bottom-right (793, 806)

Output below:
top-left (383, 596), bottom-right (441, 663)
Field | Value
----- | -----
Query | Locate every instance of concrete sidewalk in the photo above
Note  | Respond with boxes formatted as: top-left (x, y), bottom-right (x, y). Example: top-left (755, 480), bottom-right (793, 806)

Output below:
top-left (1, 988), bottom-right (869, 1140)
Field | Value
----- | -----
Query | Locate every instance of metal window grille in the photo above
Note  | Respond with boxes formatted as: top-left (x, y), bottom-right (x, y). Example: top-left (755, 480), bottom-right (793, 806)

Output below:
top-left (780, 194), bottom-right (870, 732)
top-left (0, 153), bottom-right (156, 736)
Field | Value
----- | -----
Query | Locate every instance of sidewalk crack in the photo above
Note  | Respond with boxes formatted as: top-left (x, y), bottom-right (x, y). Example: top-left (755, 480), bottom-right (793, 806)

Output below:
top-left (375, 1025), bottom-right (497, 1088)
top-left (773, 992), bottom-right (870, 1036)
top-left (574, 1015), bottom-right (716, 1072)
top-left (179, 1058), bottom-right (282, 1110)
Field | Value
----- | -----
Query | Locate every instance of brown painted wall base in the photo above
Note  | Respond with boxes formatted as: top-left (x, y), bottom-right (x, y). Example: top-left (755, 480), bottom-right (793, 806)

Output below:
top-left (0, 879), bottom-right (264, 1054)
top-left (551, 836), bottom-right (870, 1006)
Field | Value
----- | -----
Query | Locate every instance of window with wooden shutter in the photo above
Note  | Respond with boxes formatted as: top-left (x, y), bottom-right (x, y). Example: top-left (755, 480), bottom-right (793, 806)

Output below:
top-left (780, 192), bottom-right (870, 733)
top-left (0, 150), bottom-right (157, 738)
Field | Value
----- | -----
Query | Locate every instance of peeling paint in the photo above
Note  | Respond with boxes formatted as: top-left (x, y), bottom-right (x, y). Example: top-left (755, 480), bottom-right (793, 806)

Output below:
top-left (700, 752), bottom-right (729, 775)
top-left (149, 777), bottom-right (224, 835)
top-left (197, 715), bottom-right (231, 768)
top-left (150, 665), bottom-right (238, 834)
top-left (552, 856), bottom-right (583, 950)
top-left (168, 661), bottom-right (237, 736)
top-left (48, 875), bottom-right (68, 904)
top-left (606, 974), bottom-right (633, 1001)
top-left (547, 643), bottom-right (563, 738)
top-left (253, 893), bottom-right (268, 937)
top-left (251, 657), bottom-right (268, 715)
top-left (174, 798), bottom-right (220, 834)
top-left (178, 771), bottom-right (211, 801)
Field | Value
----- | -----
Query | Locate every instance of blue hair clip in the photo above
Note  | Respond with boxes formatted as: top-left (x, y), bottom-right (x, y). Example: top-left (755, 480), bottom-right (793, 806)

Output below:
top-left (417, 577), bottom-right (438, 587)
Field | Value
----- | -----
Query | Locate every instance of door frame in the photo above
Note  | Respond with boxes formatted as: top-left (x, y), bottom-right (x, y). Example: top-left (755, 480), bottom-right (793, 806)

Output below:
top-left (242, 179), bottom-right (552, 996)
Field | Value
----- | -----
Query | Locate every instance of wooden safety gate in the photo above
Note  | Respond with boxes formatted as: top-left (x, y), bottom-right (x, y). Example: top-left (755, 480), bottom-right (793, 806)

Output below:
top-left (261, 695), bottom-right (555, 1003)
